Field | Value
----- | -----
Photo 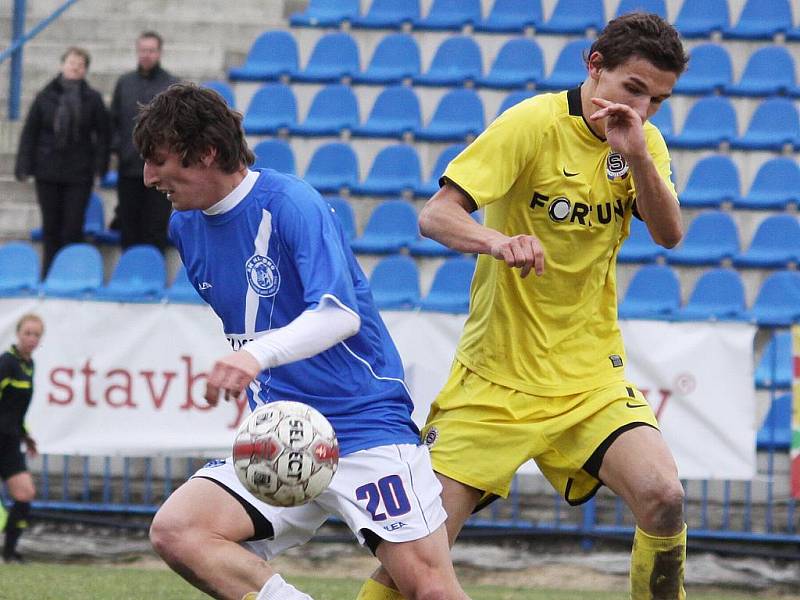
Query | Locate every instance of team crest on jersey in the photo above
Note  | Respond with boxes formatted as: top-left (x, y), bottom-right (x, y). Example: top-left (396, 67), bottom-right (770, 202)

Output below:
top-left (423, 426), bottom-right (439, 448)
top-left (606, 152), bottom-right (629, 180)
top-left (245, 254), bottom-right (281, 297)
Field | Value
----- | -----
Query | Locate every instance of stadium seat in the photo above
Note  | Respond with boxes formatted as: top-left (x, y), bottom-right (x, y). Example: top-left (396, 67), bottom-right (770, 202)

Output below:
top-left (351, 34), bottom-right (420, 85)
top-left (732, 98), bottom-right (800, 151)
top-left (672, 44), bottom-right (732, 95)
top-left (677, 268), bottom-right (748, 321)
top-left (476, 0), bottom-right (543, 32)
top-left (649, 99), bottom-right (673, 140)
top-left (415, 89), bottom-right (485, 142)
top-left (679, 154), bottom-right (739, 208)
top-left (351, 199), bottom-right (418, 254)
top-left (351, 86), bottom-right (421, 139)
top-left (369, 255), bottom-right (420, 309)
top-left (165, 265), bottom-right (204, 304)
top-left (673, 0), bottom-right (730, 37)
top-left (325, 196), bottom-right (356, 241)
top-left (289, 0), bottom-right (360, 27)
top-left (476, 38), bottom-right (544, 90)
top-left (413, 0), bottom-right (482, 30)
top-left (725, 46), bottom-right (796, 97)
top-left (351, 0), bottom-right (420, 29)
top-left (95, 245), bottom-right (166, 302)
top-left (420, 257), bottom-right (475, 313)
top-left (615, 0), bottom-right (666, 18)
top-left (496, 90), bottom-right (536, 116)
top-left (40, 243), bottom-right (103, 298)
top-left (617, 218), bottom-right (663, 264)
top-left (733, 214), bottom-right (800, 269)
top-left (415, 143), bottom-right (465, 198)
top-left (723, 0), bottom-right (792, 40)
top-left (293, 33), bottom-right (360, 83)
top-left (734, 157), bottom-right (800, 211)
top-left (290, 85), bottom-right (359, 136)
top-left (351, 144), bottom-right (421, 196)
top-left (201, 81), bottom-right (235, 107)
top-left (303, 142), bottom-right (359, 193)
top-left (538, 39), bottom-right (593, 91)
top-left (618, 265), bottom-right (681, 320)
top-left (789, 26), bottom-right (800, 42)
top-left (756, 393), bottom-right (792, 451)
top-left (750, 270), bottom-right (800, 326)
top-left (30, 192), bottom-right (115, 244)
top-left (242, 83), bottom-right (296, 135)
top-left (228, 31), bottom-right (298, 81)
top-left (669, 96), bottom-right (737, 149)
top-left (537, 0), bottom-right (604, 34)
top-left (755, 332), bottom-right (792, 389)
top-left (0, 241), bottom-right (39, 296)
top-left (667, 211), bottom-right (739, 266)
top-left (252, 139), bottom-right (296, 175)
top-left (413, 36), bottom-right (483, 87)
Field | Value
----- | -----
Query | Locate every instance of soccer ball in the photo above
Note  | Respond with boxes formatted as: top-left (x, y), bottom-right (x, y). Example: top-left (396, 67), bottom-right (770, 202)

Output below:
top-left (232, 401), bottom-right (339, 507)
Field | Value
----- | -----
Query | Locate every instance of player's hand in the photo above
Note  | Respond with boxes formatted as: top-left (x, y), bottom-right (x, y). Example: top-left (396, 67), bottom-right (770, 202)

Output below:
top-left (204, 350), bottom-right (261, 406)
top-left (589, 97), bottom-right (647, 160)
top-left (23, 435), bottom-right (38, 458)
top-left (489, 234), bottom-right (544, 278)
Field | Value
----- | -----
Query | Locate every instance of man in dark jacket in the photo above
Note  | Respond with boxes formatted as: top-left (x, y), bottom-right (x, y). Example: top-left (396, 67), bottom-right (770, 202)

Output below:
top-left (110, 31), bottom-right (179, 252)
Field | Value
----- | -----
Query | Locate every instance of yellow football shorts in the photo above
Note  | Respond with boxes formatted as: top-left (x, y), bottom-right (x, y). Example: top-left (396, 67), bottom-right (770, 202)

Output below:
top-left (421, 360), bottom-right (660, 506)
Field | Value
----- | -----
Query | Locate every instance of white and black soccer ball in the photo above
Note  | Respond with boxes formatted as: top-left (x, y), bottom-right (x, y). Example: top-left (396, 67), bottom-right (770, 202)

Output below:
top-left (233, 401), bottom-right (339, 507)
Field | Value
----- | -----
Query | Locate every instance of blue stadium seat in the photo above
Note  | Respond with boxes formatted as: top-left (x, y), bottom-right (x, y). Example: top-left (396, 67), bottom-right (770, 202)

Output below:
top-left (497, 90), bottom-right (536, 116)
top-left (789, 26), bottom-right (800, 42)
top-left (165, 265), bottom-right (204, 305)
top-left (618, 265), bottom-right (681, 320)
top-left (100, 170), bottom-right (117, 189)
top-left (370, 255), bottom-right (420, 309)
top-left (325, 196), bottom-right (356, 241)
top-left (679, 154), bottom-right (739, 208)
top-left (410, 212), bottom-right (482, 257)
top-left (615, 0), bottom-right (666, 18)
top-left (669, 96), bottom-right (737, 150)
top-left (351, 0), bottom-right (420, 29)
top-left (538, 39), bottom-right (592, 91)
top-left (476, 38), bottom-right (543, 89)
top-left (673, 44), bottom-right (732, 95)
top-left (725, 46), bottom-right (796, 97)
top-left (242, 83), bottom-right (296, 135)
top-left (352, 86), bottom-right (421, 139)
top-left (413, 0), bottom-right (482, 30)
top-left (674, 0), bottom-right (730, 38)
top-left (677, 268), bottom-right (747, 321)
top-left (537, 0), bottom-right (604, 34)
top-left (734, 157), bottom-right (800, 211)
top-left (303, 142), bottom-right (359, 193)
top-left (293, 33), bottom-right (360, 83)
top-left (95, 245), bottom-right (166, 302)
top-left (0, 242), bottom-right (39, 296)
top-left (732, 98), bottom-right (800, 151)
top-left (289, 0), bottom-right (360, 27)
top-left (415, 89), bottom-right (485, 142)
top-left (351, 144), bottom-right (421, 196)
top-left (290, 85), bottom-right (359, 136)
top-left (723, 0), bottom-right (792, 40)
top-left (420, 257), bottom-right (475, 313)
top-left (413, 36), bottom-right (483, 87)
top-left (476, 0), bottom-right (543, 32)
top-left (201, 81), bottom-right (235, 107)
top-left (415, 143), bottom-right (465, 198)
top-left (750, 270), bottom-right (800, 326)
top-left (756, 393), bottom-right (792, 451)
top-left (351, 199), bottom-right (418, 254)
top-left (252, 139), bottom-right (296, 175)
top-left (649, 99), bottom-right (673, 140)
top-left (755, 332), bottom-right (792, 389)
top-left (31, 192), bottom-right (116, 244)
top-left (228, 31), bottom-right (298, 81)
top-left (667, 211), bottom-right (739, 266)
top-left (40, 243), bottom-right (103, 298)
top-left (734, 214), bottom-right (800, 269)
top-left (618, 218), bottom-right (663, 264)
top-left (351, 34), bottom-right (420, 85)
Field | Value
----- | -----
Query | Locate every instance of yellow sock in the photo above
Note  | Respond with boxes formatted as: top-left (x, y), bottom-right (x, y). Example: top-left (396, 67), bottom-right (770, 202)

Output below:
top-left (630, 524), bottom-right (687, 600)
top-left (355, 578), bottom-right (404, 600)
top-left (0, 503), bottom-right (7, 532)
top-left (241, 593), bottom-right (257, 600)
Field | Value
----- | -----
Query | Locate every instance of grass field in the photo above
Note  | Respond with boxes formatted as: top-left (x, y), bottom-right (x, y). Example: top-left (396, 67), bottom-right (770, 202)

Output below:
top-left (1, 563), bottom-right (797, 600)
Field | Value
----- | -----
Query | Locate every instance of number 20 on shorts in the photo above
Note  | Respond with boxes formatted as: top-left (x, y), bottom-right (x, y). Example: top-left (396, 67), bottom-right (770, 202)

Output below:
top-left (355, 475), bottom-right (411, 521)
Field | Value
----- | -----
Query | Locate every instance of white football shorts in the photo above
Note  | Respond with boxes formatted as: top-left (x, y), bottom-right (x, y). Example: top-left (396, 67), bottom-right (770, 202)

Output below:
top-left (192, 443), bottom-right (446, 559)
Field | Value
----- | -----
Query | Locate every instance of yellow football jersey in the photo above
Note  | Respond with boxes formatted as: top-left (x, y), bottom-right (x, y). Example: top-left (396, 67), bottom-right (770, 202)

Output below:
top-left (443, 87), bottom-right (676, 396)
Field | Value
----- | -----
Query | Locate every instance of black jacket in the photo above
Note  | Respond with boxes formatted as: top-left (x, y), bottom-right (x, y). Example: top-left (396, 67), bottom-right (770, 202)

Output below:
top-left (111, 65), bottom-right (180, 177)
top-left (0, 346), bottom-right (33, 437)
top-left (15, 76), bottom-right (111, 183)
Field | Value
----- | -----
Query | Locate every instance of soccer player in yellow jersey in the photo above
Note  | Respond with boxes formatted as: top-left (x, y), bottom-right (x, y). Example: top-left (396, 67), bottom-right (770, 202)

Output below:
top-left (357, 12), bottom-right (689, 600)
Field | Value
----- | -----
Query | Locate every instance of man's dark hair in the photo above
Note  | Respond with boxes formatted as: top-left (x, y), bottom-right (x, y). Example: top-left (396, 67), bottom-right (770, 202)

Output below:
top-left (587, 12), bottom-right (688, 74)
top-left (138, 30), bottom-right (164, 49)
top-left (133, 83), bottom-right (255, 173)
top-left (61, 46), bottom-right (91, 69)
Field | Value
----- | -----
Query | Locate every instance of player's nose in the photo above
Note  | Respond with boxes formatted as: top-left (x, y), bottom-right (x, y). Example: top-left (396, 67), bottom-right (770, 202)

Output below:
top-left (142, 162), bottom-right (158, 188)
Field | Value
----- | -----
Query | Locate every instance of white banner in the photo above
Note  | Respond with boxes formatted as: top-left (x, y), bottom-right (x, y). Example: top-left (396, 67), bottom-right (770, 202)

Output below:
top-left (0, 299), bottom-right (756, 479)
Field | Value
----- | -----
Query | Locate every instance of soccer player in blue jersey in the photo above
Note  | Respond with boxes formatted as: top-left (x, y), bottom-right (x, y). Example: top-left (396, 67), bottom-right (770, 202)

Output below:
top-left (133, 83), bottom-right (469, 600)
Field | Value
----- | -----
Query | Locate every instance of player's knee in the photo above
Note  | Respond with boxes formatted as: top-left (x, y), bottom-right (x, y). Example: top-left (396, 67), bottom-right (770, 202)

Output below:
top-left (638, 478), bottom-right (685, 533)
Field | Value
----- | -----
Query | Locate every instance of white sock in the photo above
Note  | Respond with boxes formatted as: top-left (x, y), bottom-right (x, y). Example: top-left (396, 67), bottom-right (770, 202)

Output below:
top-left (256, 574), bottom-right (313, 600)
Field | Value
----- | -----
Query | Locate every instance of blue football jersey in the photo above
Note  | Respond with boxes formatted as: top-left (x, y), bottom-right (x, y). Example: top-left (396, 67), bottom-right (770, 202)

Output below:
top-left (169, 169), bottom-right (419, 455)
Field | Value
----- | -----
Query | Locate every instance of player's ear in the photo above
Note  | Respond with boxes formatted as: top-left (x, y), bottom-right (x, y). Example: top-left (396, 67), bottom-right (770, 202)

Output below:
top-left (587, 51), bottom-right (604, 80)
top-left (200, 146), bottom-right (217, 168)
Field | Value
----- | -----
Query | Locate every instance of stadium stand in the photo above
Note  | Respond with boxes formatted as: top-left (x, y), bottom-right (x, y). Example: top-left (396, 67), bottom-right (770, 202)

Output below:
top-left (755, 332), bottom-right (793, 389)
top-left (475, 0), bottom-right (543, 33)
top-left (413, 36), bottom-right (483, 87)
top-left (415, 88), bottom-right (485, 141)
top-left (325, 197), bottom-right (357, 241)
top-left (669, 96), bottom-right (738, 149)
top-left (615, 0), bottom-right (667, 19)
top-left (292, 32), bottom-right (360, 83)
top-left (0, 241), bottom-right (39, 296)
top-left (303, 142), bottom-right (359, 193)
top-left (95, 245), bottom-right (166, 302)
top-left (415, 143), bottom-right (466, 198)
top-left (252, 139), bottom-right (296, 175)
top-left (618, 264), bottom-right (681, 319)
top-left (672, 43), bottom-right (732, 95)
top-left (39, 244), bottom-right (104, 299)
top-left (749, 271), bottom-right (800, 327)
top-left (538, 39), bottom-right (594, 90)
top-left (228, 30), bottom-right (299, 82)
top-left (31, 193), bottom-right (118, 246)
top-left (290, 84), bottom-right (360, 136)
top-left (618, 218), bottom-right (664, 264)
top-left (351, 34), bottom-right (421, 85)
top-left (289, 0), bottom-right (360, 27)
top-left (731, 98), bottom-right (800, 151)
top-left (496, 90), bottom-right (537, 115)
top-left (350, 199), bottom-right (418, 254)
top-left (723, 0), bottom-right (793, 40)
top-left (666, 211), bottom-right (740, 266)
top-left (420, 257), bottom-right (476, 313)
top-left (677, 268), bottom-right (748, 321)
top-left (369, 255), bottom-right (420, 309)
top-left (351, 0), bottom-right (420, 29)
top-left (725, 46), bottom-right (797, 97)
top-left (200, 81), bottom-right (235, 108)
top-left (734, 157), bottom-right (800, 210)
top-left (679, 154), bottom-right (740, 208)
top-left (756, 393), bottom-right (793, 451)
top-left (351, 86), bottom-right (422, 139)
top-left (476, 38), bottom-right (544, 89)
top-left (351, 144), bottom-right (421, 196)
top-left (536, 0), bottom-right (605, 34)
top-left (242, 83), bottom-right (297, 135)
top-left (650, 99), bottom-right (674, 140)
top-left (413, 0), bottom-right (482, 30)
top-left (733, 215), bottom-right (800, 269)
top-left (164, 266), bottom-right (204, 305)
top-left (673, 0), bottom-right (730, 37)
